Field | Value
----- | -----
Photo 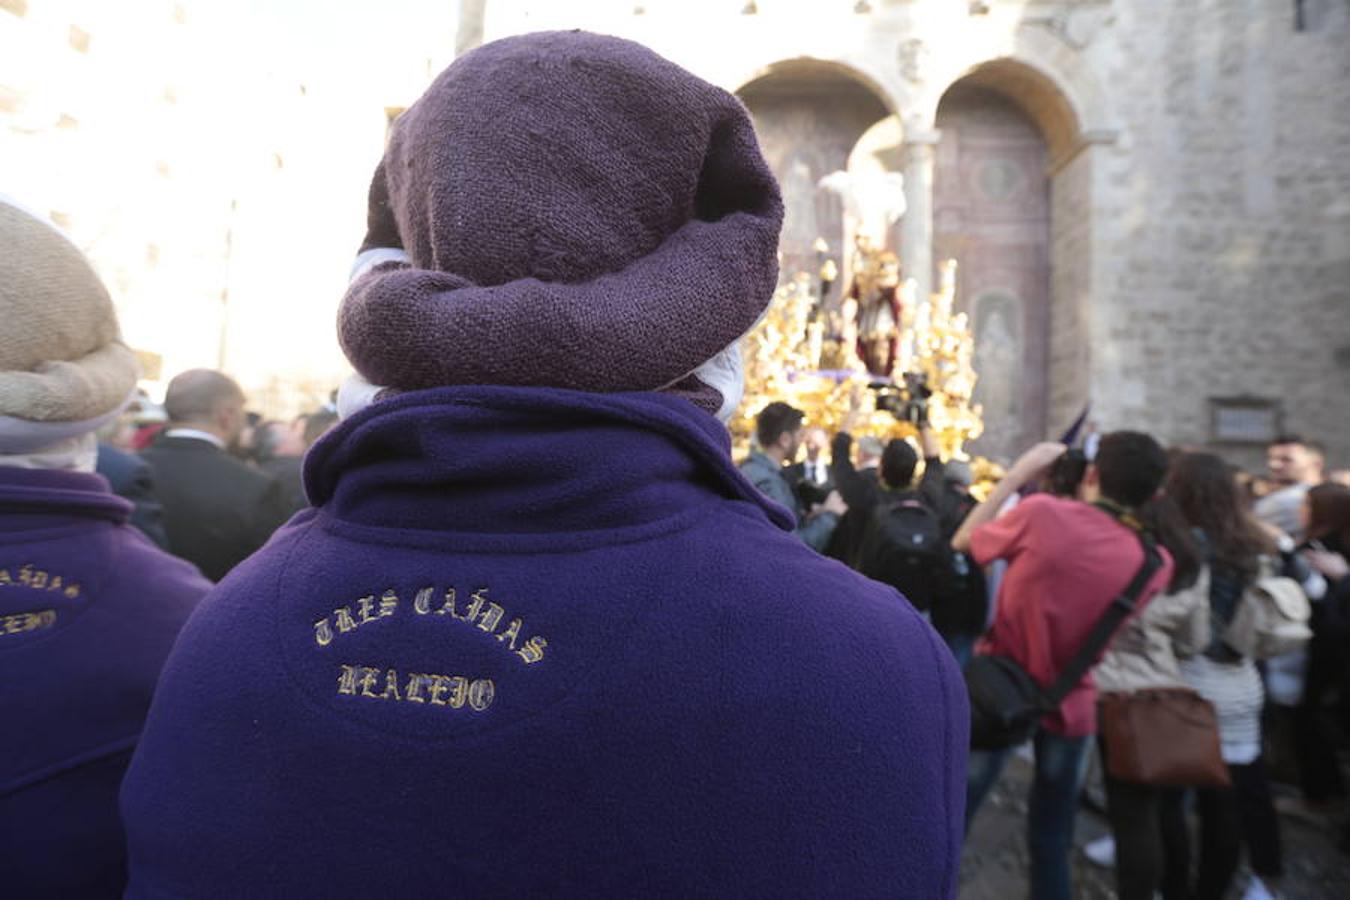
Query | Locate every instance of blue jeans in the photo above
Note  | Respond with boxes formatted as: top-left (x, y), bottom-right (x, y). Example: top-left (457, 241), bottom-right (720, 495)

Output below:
top-left (966, 729), bottom-right (1092, 900)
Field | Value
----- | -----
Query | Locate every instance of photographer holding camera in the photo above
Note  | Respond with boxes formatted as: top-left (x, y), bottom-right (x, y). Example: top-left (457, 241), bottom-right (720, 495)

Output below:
top-left (951, 432), bottom-right (1176, 900)
top-left (832, 382), bottom-right (948, 610)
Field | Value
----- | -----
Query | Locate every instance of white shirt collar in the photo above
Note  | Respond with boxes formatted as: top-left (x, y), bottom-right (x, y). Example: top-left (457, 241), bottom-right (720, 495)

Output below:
top-left (164, 427), bottom-right (227, 450)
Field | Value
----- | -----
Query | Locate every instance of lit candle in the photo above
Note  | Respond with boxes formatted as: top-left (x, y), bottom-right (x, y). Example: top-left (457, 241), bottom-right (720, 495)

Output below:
top-left (898, 332), bottom-right (914, 373)
top-left (807, 321), bottom-right (824, 369)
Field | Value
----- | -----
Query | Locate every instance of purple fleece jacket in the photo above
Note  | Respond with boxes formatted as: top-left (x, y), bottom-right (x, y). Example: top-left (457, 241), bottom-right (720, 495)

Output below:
top-left (0, 467), bottom-right (208, 897)
top-left (121, 388), bottom-right (968, 898)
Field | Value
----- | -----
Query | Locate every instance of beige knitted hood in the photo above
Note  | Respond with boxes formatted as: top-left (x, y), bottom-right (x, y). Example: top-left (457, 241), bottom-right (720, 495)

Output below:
top-left (0, 197), bottom-right (138, 425)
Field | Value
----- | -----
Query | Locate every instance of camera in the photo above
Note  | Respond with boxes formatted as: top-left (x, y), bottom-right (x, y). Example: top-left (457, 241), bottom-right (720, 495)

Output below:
top-left (794, 479), bottom-right (833, 510)
top-left (871, 371), bottom-right (932, 426)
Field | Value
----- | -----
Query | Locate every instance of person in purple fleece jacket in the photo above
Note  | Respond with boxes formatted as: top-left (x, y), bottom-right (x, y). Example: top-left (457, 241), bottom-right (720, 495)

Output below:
top-left (0, 195), bottom-right (210, 897)
top-left (120, 32), bottom-right (968, 898)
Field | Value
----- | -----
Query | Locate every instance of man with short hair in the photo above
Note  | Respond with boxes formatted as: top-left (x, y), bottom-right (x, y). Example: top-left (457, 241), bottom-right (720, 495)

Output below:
top-left (788, 426), bottom-right (833, 490)
top-left (139, 370), bottom-right (288, 581)
top-left (1254, 434), bottom-right (1325, 540)
top-left (741, 401), bottom-right (845, 551)
top-left (830, 419), bottom-right (942, 567)
top-left (952, 432), bottom-right (1176, 900)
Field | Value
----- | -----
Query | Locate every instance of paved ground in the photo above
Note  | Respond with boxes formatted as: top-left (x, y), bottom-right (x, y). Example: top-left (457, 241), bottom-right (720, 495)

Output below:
top-left (959, 753), bottom-right (1350, 899)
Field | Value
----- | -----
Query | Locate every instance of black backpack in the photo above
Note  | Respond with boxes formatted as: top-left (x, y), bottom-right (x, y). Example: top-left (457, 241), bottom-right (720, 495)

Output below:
top-left (857, 494), bottom-right (943, 611)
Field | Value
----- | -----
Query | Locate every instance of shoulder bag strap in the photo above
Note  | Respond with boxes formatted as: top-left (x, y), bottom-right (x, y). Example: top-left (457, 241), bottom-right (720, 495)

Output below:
top-left (1043, 518), bottom-right (1163, 705)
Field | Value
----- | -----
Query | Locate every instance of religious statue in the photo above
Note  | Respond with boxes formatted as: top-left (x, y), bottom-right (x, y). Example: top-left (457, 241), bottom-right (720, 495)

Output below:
top-left (846, 236), bottom-right (903, 376)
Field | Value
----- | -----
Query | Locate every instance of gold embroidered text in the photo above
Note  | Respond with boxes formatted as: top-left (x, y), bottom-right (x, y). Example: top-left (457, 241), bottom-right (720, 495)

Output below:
top-left (336, 663), bottom-right (496, 711)
top-left (313, 589), bottom-right (399, 647)
top-left (0, 566), bottom-right (80, 598)
top-left (1, 609), bottom-right (57, 638)
top-left (314, 585), bottom-right (547, 666)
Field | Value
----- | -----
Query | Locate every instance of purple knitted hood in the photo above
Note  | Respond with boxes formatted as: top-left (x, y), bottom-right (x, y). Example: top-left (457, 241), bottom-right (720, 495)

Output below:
top-left (338, 31), bottom-right (783, 413)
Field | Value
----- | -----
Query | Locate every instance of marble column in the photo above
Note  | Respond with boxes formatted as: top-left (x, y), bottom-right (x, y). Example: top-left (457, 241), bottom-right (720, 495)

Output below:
top-left (901, 129), bottom-right (941, 302)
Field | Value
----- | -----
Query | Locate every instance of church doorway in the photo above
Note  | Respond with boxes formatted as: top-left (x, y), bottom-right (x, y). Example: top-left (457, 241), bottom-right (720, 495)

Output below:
top-left (934, 76), bottom-right (1058, 462)
top-left (737, 61), bottom-right (892, 285)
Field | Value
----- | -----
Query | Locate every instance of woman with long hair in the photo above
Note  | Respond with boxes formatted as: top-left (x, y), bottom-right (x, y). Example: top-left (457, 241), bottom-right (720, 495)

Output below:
top-left (1168, 452), bottom-right (1286, 900)
top-left (1093, 493), bottom-right (1204, 900)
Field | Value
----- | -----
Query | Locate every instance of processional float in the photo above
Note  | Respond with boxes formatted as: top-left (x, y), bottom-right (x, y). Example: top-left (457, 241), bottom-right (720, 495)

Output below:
top-left (730, 168), bottom-right (1002, 494)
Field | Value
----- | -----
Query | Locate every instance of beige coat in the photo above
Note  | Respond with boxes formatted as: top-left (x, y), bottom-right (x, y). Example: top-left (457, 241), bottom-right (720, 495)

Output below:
top-left (1095, 567), bottom-right (1210, 694)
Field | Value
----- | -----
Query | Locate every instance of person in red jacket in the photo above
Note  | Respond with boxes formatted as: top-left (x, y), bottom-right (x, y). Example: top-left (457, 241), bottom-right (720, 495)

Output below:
top-left (953, 432), bottom-right (1176, 900)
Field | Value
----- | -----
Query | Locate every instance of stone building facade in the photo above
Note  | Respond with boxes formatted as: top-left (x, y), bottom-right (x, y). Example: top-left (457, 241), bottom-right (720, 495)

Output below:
top-left (3, 0), bottom-right (1347, 465)
top-left (470, 0), bottom-right (1350, 467)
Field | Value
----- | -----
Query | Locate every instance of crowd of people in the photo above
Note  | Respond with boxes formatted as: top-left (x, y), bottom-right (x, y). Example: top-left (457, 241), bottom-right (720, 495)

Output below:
top-left (750, 394), bottom-right (1350, 900)
top-left (94, 373), bottom-right (337, 581)
top-left (2, 29), bottom-right (1346, 900)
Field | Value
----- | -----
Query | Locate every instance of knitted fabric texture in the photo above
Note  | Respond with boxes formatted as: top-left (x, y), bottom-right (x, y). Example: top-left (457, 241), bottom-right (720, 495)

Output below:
top-left (337, 31), bottom-right (782, 413)
top-left (0, 198), bottom-right (138, 424)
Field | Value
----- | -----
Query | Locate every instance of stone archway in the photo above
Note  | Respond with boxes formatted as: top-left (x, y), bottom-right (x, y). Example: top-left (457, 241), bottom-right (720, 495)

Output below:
top-left (930, 57), bottom-right (1096, 459)
top-left (736, 60), bottom-right (893, 284)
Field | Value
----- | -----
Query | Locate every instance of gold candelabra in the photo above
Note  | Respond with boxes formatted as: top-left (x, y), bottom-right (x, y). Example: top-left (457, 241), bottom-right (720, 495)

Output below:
top-left (733, 242), bottom-right (999, 489)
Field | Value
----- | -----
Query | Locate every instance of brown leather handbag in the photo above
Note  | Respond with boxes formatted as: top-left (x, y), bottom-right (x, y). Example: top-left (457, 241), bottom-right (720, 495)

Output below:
top-left (1100, 688), bottom-right (1231, 788)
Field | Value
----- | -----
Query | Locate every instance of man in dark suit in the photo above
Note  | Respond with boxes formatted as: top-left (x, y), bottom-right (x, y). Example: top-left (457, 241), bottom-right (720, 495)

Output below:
top-left (96, 442), bottom-right (169, 548)
top-left (786, 426), bottom-right (834, 493)
top-left (139, 370), bottom-right (289, 581)
top-left (255, 410), bottom-right (339, 517)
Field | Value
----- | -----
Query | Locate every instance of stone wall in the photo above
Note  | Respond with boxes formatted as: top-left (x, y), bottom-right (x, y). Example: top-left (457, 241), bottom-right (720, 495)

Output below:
top-left (1088, 0), bottom-right (1350, 468)
top-left (10, 0), bottom-right (1345, 451)
top-left (1047, 144), bottom-right (1094, 438)
top-left (475, 0), bottom-right (1350, 468)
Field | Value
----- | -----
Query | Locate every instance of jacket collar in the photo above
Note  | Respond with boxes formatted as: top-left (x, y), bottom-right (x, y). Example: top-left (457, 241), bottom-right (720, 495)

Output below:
top-left (0, 466), bottom-right (131, 526)
top-left (305, 386), bottom-right (793, 537)
top-left (154, 434), bottom-right (226, 453)
top-left (162, 427), bottom-right (227, 450)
